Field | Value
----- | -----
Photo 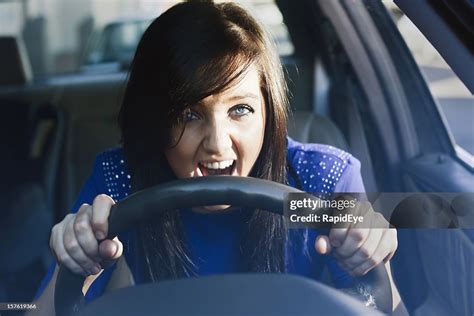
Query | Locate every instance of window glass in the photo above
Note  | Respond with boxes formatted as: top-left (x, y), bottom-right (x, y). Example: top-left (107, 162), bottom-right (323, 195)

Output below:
top-left (234, 0), bottom-right (294, 56)
top-left (0, 0), bottom-right (293, 77)
top-left (384, 1), bottom-right (474, 155)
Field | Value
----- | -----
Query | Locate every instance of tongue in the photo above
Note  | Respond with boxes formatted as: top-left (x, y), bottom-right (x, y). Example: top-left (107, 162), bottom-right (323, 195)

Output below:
top-left (208, 169), bottom-right (226, 176)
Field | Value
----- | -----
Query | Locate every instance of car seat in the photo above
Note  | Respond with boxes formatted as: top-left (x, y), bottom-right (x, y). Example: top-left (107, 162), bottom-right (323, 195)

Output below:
top-left (0, 100), bottom-right (63, 302)
top-left (288, 110), bottom-right (349, 151)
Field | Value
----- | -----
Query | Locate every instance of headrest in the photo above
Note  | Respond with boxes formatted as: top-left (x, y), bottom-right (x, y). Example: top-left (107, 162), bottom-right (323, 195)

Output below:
top-left (0, 36), bottom-right (32, 85)
top-left (288, 111), bottom-right (349, 151)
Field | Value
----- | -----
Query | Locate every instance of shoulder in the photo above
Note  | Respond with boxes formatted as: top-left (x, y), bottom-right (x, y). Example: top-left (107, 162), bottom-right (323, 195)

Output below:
top-left (286, 137), bottom-right (363, 195)
top-left (94, 147), bottom-right (127, 170)
top-left (287, 137), bottom-right (354, 163)
top-left (92, 147), bottom-right (131, 201)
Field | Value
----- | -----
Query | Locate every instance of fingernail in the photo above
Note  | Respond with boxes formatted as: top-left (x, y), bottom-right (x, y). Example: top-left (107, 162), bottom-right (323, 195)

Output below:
top-left (95, 232), bottom-right (105, 240)
top-left (90, 266), bottom-right (101, 274)
top-left (111, 243), bottom-right (118, 256)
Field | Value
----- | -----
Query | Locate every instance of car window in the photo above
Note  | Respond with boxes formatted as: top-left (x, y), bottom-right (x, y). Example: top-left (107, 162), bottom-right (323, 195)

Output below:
top-left (84, 20), bottom-right (151, 66)
top-left (384, 1), bottom-right (474, 156)
top-left (235, 0), bottom-right (294, 56)
top-left (0, 0), bottom-right (293, 77)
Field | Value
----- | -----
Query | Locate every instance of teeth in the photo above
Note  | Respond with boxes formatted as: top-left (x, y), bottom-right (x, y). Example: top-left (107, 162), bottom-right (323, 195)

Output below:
top-left (202, 160), bottom-right (234, 170)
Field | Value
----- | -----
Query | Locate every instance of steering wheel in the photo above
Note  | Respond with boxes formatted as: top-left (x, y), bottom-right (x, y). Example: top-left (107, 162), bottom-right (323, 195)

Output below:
top-left (54, 176), bottom-right (392, 315)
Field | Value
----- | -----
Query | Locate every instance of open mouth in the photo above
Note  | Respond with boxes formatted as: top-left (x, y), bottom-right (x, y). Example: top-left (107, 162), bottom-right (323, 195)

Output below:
top-left (198, 160), bottom-right (236, 176)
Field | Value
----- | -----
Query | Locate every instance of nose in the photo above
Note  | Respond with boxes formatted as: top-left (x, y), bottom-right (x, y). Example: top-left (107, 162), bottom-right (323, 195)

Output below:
top-left (202, 116), bottom-right (232, 155)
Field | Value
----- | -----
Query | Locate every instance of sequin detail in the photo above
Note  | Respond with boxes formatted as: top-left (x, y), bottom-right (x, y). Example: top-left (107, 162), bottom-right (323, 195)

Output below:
top-left (98, 140), bottom-right (353, 202)
top-left (287, 141), bottom-right (351, 199)
top-left (99, 148), bottom-right (131, 202)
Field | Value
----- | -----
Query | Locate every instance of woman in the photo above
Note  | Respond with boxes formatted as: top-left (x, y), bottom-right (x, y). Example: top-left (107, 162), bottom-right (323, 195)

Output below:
top-left (33, 1), bottom-right (404, 314)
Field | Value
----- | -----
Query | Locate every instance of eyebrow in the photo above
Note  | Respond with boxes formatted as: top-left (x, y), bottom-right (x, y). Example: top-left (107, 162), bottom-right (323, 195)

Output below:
top-left (225, 93), bottom-right (260, 102)
top-left (194, 92), bottom-right (260, 108)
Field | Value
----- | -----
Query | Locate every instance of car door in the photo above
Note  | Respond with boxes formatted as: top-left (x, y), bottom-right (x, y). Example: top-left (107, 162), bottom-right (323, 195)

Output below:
top-left (276, 0), bottom-right (473, 315)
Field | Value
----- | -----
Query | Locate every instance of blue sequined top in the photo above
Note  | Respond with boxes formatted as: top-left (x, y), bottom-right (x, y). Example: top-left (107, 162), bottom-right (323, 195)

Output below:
top-left (35, 137), bottom-right (365, 302)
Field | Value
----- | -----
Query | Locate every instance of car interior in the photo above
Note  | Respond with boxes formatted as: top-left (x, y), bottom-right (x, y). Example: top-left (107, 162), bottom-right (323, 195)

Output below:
top-left (0, 0), bottom-right (472, 315)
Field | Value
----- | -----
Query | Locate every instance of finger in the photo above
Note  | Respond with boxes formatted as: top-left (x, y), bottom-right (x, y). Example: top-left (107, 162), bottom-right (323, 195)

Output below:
top-left (99, 237), bottom-right (123, 269)
top-left (91, 194), bottom-right (115, 240)
top-left (328, 227), bottom-right (349, 248)
top-left (355, 200), bottom-right (375, 218)
top-left (328, 198), bottom-right (366, 247)
top-left (333, 226), bottom-right (370, 259)
top-left (369, 213), bottom-right (396, 264)
top-left (59, 254), bottom-right (90, 276)
top-left (369, 213), bottom-right (396, 263)
top-left (324, 195), bottom-right (357, 247)
top-left (332, 204), bottom-right (379, 259)
top-left (63, 212), bottom-right (100, 275)
top-left (50, 213), bottom-right (71, 262)
top-left (343, 228), bottom-right (383, 271)
top-left (348, 229), bottom-right (388, 276)
top-left (74, 204), bottom-right (101, 262)
top-left (373, 210), bottom-right (390, 229)
top-left (315, 235), bottom-right (332, 254)
top-left (53, 214), bottom-right (89, 276)
top-left (383, 229), bottom-right (398, 263)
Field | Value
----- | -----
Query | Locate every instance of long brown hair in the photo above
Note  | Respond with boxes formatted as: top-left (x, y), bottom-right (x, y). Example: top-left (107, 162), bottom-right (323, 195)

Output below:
top-left (118, 1), bottom-right (289, 281)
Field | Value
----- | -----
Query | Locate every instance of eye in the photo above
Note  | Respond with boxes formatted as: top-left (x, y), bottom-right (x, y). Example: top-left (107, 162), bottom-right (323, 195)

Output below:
top-left (185, 111), bottom-right (200, 122)
top-left (230, 104), bottom-right (254, 117)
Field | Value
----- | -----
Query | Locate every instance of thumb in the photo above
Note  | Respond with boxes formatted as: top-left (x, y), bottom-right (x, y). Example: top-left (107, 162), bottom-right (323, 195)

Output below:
top-left (315, 235), bottom-right (332, 254)
top-left (98, 237), bottom-right (123, 268)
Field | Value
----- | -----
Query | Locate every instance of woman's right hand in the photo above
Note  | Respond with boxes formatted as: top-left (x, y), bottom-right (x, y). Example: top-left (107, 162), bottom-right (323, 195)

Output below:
top-left (50, 194), bottom-right (123, 276)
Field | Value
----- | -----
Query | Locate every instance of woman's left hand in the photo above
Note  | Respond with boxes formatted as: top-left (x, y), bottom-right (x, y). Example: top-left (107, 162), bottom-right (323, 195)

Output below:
top-left (314, 202), bottom-right (398, 276)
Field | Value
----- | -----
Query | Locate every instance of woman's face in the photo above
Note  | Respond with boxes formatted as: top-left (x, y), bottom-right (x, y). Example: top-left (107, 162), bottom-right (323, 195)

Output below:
top-left (165, 65), bottom-right (266, 211)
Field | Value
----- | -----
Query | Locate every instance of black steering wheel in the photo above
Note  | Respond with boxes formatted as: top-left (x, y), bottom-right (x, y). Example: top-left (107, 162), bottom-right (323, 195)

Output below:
top-left (55, 176), bottom-right (392, 315)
